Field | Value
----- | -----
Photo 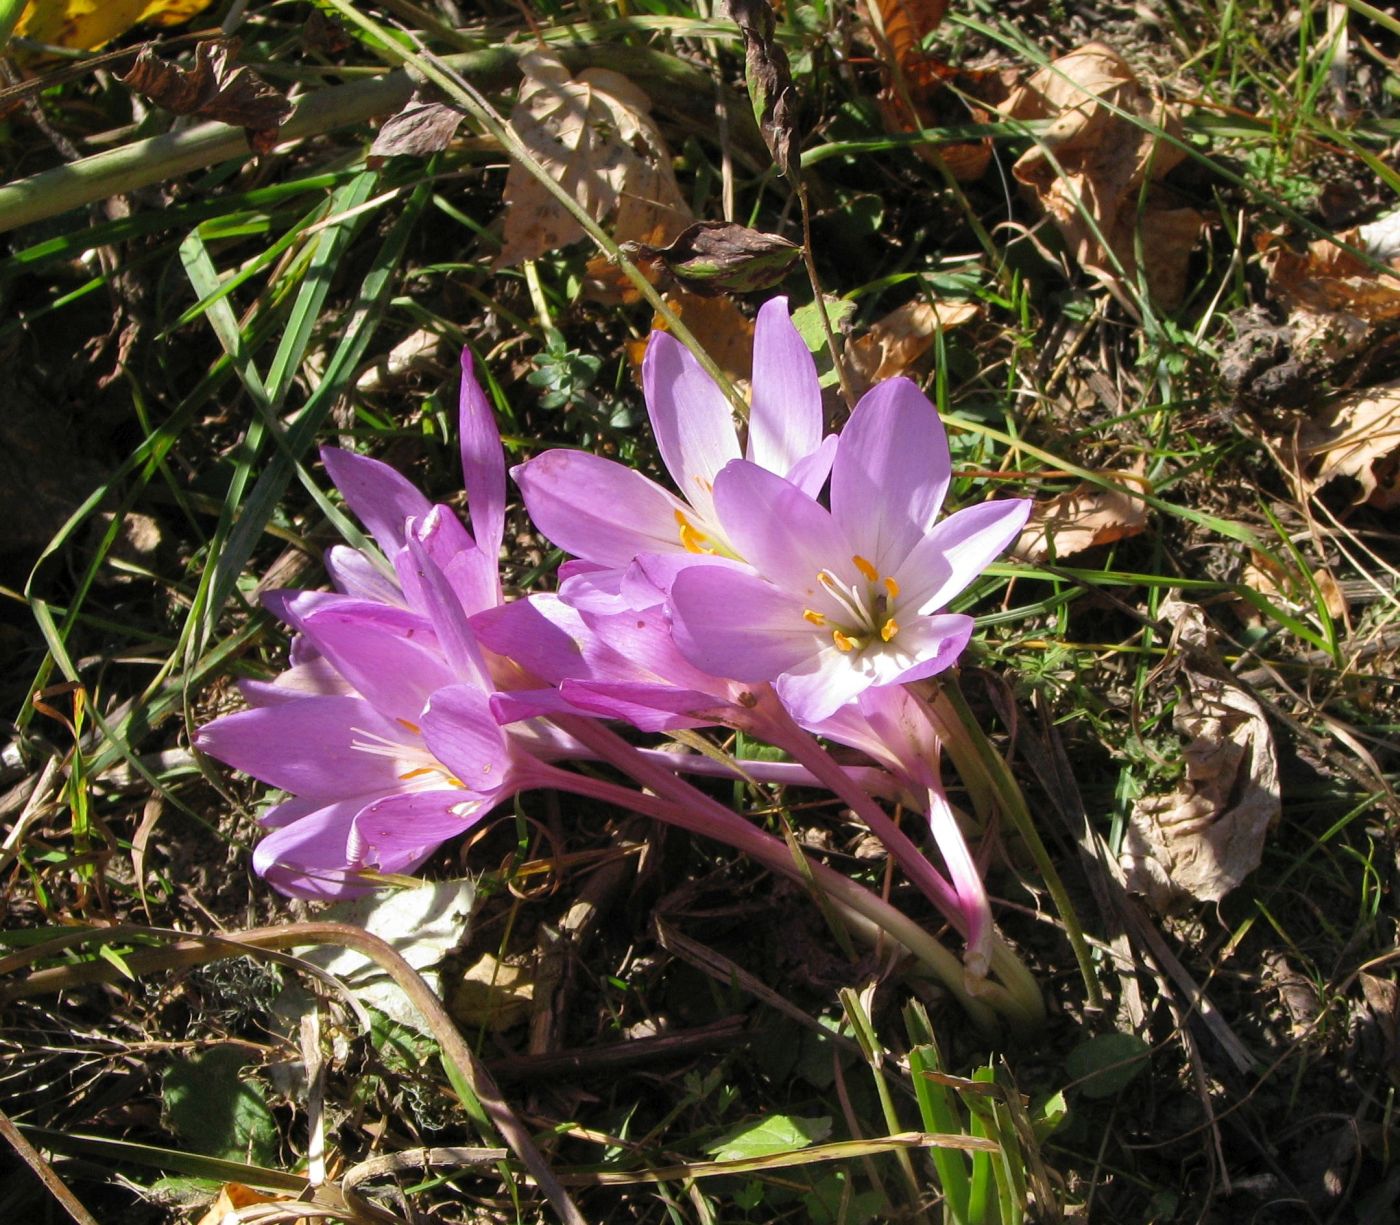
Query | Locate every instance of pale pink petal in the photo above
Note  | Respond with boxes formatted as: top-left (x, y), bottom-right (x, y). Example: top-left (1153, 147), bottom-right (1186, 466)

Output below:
top-left (397, 504), bottom-right (498, 616)
top-left (746, 297), bottom-right (824, 478)
top-left (472, 596), bottom-right (589, 687)
top-left (252, 797), bottom-right (370, 899)
top-left (784, 433), bottom-right (838, 499)
top-left (325, 545), bottom-right (403, 603)
top-left (348, 788), bottom-right (487, 872)
top-left (239, 657), bottom-right (351, 707)
top-left (513, 450), bottom-right (687, 566)
top-left (878, 614), bottom-right (974, 686)
top-left (830, 379), bottom-right (951, 570)
top-left (774, 648), bottom-right (876, 724)
top-left (624, 551), bottom-right (749, 606)
top-left (895, 499), bottom-right (1033, 615)
top-left (401, 532), bottom-right (493, 690)
top-left (643, 329), bottom-right (740, 522)
top-left (559, 679), bottom-right (715, 731)
top-left (299, 603), bottom-right (452, 725)
top-left (711, 460), bottom-right (851, 601)
top-left (195, 697), bottom-right (407, 798)
top-left (320, 446), bottom-right (432, 559)
top-left (458, 348), bottom-right (506, 567)
top-left (421, 684), bottom-right (514, 794)
top-left (668, 566), bottom-right (819, 681)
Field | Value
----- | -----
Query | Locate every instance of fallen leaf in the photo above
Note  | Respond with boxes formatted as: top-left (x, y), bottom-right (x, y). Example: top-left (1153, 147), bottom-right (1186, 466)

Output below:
top-left (369, 94), bottom-right (466, 164)
top-left (1121, 598), bottom-right (1281, 911)
top-left (1012, 477), bottom-right (1149, 562)
top-left (626, 290), bottom-right (756, 387)
top-left (450, 952), bottom-right (534, 1032)
top-left (1002, 43), bottom-right (1204, 310)
top-left (627, 221), bottom-right (801, 297)
top-left (195, 1183), bottom-right (280, 1225)
top-left (1296, 379), bottom-right (1400, 509)
top-left (15, 0), bottom-right (213, 53)
top-left (496, 49), bottom-right (692, 268)
top-left (845, 296), bottom-right (978, 391)
top-left (120, 39), bottom-right (291, 153)
top-left (858, 0), bottom-right (995, 181)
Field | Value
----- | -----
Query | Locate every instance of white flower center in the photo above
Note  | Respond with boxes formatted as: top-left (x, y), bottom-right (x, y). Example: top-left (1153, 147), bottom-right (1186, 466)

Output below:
top-left (802, 554), bottom-right (901, 654)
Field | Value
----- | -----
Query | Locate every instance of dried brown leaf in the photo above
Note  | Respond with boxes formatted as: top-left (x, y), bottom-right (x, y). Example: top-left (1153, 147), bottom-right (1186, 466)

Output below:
top-left (631, 221), bottom-right (802, 297)
top-left (496, 50), bottom-right (692, 269)
top-left (626, 290), bottom-right (755, 387)
top-left (1121, 599), bottom-right (1280, 911)
top-left (119, 39), bottom-right (291, 152)
top-left (1297, 379), bottom-right (1400, 509)
top-left (846, 297), bottom-right (978, 391)
top-left (1002, 43), bottom-right (1203, 309)
top-left (1012, 477), bottom-right (1148, 562)
top-left (729, 0), bottom-right (801, 179)
top-left (369, 96), bottom-right (465, 164)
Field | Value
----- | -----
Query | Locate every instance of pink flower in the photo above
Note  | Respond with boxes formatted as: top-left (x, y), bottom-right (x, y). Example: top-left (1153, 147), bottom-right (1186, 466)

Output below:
top-left (667, 378), bottom-right (1032, 724)
top-left (513, 297), bottom-right (835, 607)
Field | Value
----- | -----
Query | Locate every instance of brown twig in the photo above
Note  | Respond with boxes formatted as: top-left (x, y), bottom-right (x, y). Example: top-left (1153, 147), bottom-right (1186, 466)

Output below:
top-left (0, 1104), bottom-right (101, 1225)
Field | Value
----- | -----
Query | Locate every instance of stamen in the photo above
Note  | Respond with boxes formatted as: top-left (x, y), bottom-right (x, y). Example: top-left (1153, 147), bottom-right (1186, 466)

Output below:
top-left (675, 510), bottom-right (714, 555)
top-left (802, 608), bottom-right (827, 626)
top-left (832, 630), bottom-right (856, 653)
top-left (398, 766), bottom-right (436, 781)
top-left (883, 575), bottom-right (900, 599)
top-left (852, 554), bottom-right (879, 582)
top-left (880, 618), bottom-right (899, 642)
top-left (396, 717), bottom-right (421, 734)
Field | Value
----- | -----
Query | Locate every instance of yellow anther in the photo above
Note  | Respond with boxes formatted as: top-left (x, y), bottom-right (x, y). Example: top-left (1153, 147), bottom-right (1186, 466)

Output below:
top-left (883, 575), bottom-right (900, 599)
top-left (675, 510), bottom-right (714, 555)
top-left (802, 608), bottom-right (827, 626)
top-left (396, 717), bottom-right (421, 734)
top-left (832, 630), bottom-right (856, 653)
top-left (880, 618), bottom-right (899, 642)
top-left (398, 766), bottom-right (435, 781)
top-left (852, 554), bottom-right (879, 582)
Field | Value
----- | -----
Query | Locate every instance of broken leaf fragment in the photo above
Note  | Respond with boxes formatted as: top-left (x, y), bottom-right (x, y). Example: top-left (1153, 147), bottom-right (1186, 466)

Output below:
top-left (1002, 43), bottom-right (1204, 310)
top-left (1121, 598), bottom-right (1280, 912)
top-left (729, 0), bottom-right (801, 180)
top-left (369, 93), bottom-right (466, 164)
top-left (496, 49), bottom-right (691, 268)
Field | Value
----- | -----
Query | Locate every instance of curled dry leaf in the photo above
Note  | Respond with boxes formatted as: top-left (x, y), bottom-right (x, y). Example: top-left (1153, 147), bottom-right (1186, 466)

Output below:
top-left (626, 221), bottom-right (802, 297)
top-left (729, 0), bottom-right (801, 180)
top-left (119, 39), bottom-right (291, 153)
top-left (369, 93), bottom-right (466, 164)
top-left (1002, 43), bottom-right (1204, 310)
top-left (496, 49), bottom-right (692, 269)
top-left (1121, 598), bottom-right (1280, 912)
top-left (845, 296), bottom-right (979, 391)
top-left (1296, 379), bottom-right (1400, 509)
top-left (1012, 475), bottom-right (1148, 562)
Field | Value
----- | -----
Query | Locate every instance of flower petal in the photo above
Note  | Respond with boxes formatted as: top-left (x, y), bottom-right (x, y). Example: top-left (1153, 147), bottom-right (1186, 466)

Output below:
top-left (239, 657), bottom-right (351, 707)
top-left (746, 297), bottom-right (824, 478)
top-left (459, 348), bottom-right (506, 570)
top-left (320, 446), bottom-right (432, 559)
top-left (195, 696), bottom-right (407, 798)
top-left (668, 566), bottom-right (819, 682)
top-left (421, 684), bottom-right (514, 794)
top-left (513, 450), bottom-right (687, 567)
top-left (774, 646), bottom-right (877, 724)
top-left (895, 499), bottom-right (1033, 615)
top-left (252, 797), bottom-right (371, 899)
top-left (711, 460), bottom-right (851, 601)
top-left (399, 530), bottom-right (493, 690)
top-left (348, 788), bottom-right (487, 873)
top-left (298, 602), bottom-right (453, 725)
top-left (560, 679), bottom-right (715, 731)
top-left (472, 595), bottom-right (589, 687)
top-left (881, 613), bottom-right (974, 686)
top-left (325, 545), bottom-right (404, 603)
top-left (643, 329), bottom-right (740, 522)
top-left (830, 378), bottom-right (952, 570)
top-left (784, 432), bottom-right (838, 500)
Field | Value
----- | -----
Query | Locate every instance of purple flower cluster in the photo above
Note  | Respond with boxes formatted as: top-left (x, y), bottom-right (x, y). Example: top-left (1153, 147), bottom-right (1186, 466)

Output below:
top-left (196, 299), bottom-right (1030, 986)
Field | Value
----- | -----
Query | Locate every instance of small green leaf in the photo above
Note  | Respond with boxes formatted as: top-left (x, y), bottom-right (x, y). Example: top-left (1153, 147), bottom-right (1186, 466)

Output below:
top-left (1032, 1090), bottom-right (1070, 1142)
top-left (1065, 1032), bottom-right (1150, 1100)
top-left (705, 1113), bottom-right (832, 1161)
top-left (162, 1046), bottom-right (277, 1165)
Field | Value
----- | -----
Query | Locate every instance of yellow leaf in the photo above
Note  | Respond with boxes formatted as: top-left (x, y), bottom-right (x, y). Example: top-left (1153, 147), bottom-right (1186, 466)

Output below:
top-left (16, 0), bottom-right (214, 53)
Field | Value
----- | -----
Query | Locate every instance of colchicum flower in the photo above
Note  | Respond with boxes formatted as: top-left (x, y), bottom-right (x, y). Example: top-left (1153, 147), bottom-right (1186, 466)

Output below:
top-left (513, 296), bottom-right (835, 606)
top-left (666, 377), bottom-right (1032, 724)
top-left (194, 355), bottom-right (574, 898)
